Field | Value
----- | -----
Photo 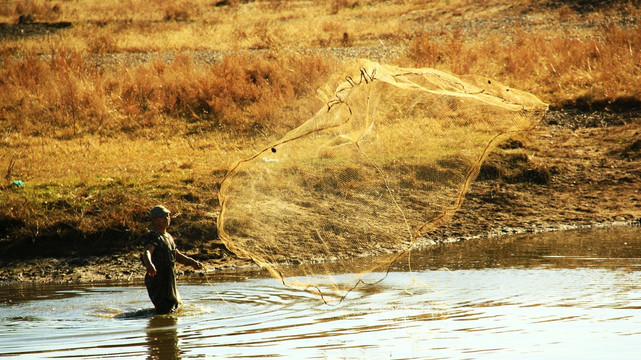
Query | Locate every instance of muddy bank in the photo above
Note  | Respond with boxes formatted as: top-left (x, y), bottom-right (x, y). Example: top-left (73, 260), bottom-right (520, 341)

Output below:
top-left (420, 107), bottom-right (641, 246)
top-left (1, 108), bottom-right (641, 284)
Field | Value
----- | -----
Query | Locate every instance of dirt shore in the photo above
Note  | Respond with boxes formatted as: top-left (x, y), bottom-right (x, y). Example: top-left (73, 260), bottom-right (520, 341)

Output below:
top-left (1, 107), bottom-right (640, 285)
top-left (421, 107), bottom-right (641, 245)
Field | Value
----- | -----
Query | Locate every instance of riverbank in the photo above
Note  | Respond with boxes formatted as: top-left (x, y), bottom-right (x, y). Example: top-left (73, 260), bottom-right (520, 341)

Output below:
top-left (1, 107), bottom-right (640, 284)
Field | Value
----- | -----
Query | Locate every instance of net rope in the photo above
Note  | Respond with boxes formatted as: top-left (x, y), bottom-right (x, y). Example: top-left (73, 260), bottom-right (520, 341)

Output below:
top-left (217, 60), bottom-right (548, 302)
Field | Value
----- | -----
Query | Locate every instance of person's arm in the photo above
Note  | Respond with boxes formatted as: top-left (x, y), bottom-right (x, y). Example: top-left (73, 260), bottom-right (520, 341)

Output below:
top-left (176, 250), bottom-right (203, 270)
top-left (142, 243), bottom-right (157, 277)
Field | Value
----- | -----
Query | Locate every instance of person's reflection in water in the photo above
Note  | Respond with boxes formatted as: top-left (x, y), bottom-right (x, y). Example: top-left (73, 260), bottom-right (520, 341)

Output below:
top-left (146, 315), bottom-right (181, 360)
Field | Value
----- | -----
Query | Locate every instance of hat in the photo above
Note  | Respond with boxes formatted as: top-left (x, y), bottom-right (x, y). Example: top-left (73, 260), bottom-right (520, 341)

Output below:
top-left (150, 205), bottom-right (171, 218)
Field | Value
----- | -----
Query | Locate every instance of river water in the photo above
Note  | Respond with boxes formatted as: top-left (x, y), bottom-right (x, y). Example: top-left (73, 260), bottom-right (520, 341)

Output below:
top-left (1, 226), bottom-right (641, 359)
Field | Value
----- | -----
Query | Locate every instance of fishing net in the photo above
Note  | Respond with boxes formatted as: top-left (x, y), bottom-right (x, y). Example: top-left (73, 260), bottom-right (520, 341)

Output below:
top-left (217, 60), bottom-right (547, 301)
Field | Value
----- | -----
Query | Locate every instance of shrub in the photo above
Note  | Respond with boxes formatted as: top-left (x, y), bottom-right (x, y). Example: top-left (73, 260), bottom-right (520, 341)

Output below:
top-left (0, 51), bottom-right (332, 138)
top-left (405, 24), bottom-right (641, 107)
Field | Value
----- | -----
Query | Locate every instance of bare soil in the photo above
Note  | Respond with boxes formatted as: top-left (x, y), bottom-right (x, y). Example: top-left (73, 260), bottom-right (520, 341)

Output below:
top-left (421, 107), bottom-right (641, 246)
top-left (0, 18), bottom-right (71, 40)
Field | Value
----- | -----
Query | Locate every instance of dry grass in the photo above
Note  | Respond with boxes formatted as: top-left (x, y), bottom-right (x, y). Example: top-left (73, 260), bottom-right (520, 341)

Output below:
top-left (0, 50), bottom-right (333, 256)
top-left (1, 51), bottom-right (333, 138)
top-left (1, 0), bottom-right (640, 258)
top-left (0, 0), bottom-right (415, 54)
top-left (0, 134), bottom-right (243, 256)
top-left (404, 23), bottom-right (641, 107)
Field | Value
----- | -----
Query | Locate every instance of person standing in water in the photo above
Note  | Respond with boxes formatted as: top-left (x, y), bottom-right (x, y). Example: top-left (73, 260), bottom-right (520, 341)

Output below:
top-left (142, 205), bottom-right (203, 314)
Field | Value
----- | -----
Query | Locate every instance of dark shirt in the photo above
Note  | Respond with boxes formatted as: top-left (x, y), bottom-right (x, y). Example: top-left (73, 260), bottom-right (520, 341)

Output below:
top-left (144, 231), bottom-right (180, 314)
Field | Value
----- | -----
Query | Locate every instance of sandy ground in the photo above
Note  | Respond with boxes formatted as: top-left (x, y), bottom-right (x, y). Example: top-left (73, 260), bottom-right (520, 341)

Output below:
top-left (1, 108), bottom-right (640, 285)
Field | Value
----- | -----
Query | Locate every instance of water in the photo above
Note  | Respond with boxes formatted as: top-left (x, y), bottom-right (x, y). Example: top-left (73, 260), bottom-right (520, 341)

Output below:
top-left (2, 226), bottom-right (641, 359)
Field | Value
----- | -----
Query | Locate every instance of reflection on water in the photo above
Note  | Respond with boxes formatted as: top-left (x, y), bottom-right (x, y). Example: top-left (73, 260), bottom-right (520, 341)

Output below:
top-left (408, 225), bottom-right (641, 271)
top-left (147, 316), bottom-right (181, 360)
top-left (0, 226), bottom-right (640, 359)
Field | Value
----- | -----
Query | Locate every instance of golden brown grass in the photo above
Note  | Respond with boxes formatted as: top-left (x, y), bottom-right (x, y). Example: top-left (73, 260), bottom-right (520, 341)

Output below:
top-left (404, 23), bottom-right (641, 107)
top-left (0, 0), bottom-right (415, 54)
top-left (1, 51), bottom-right (332, 138)
top-left (0, 51), bottom-right (333, 256)
top-left (1, 134), bottom-right (243, 256)
top-left (1, 0), bottom-right (640, 259)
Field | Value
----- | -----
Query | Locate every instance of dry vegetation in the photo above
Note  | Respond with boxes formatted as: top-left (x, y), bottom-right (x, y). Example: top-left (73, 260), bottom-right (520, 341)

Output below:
top-left (1, 51), bottom-right (331, 137)
top-left (406, 23), bottom-right (641, 107)
top-left (1, 0), bottom-right (640, 275)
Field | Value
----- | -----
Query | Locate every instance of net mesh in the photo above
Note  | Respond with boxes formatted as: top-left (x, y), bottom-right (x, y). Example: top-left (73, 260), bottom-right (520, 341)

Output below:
top-left (217, 60), bottom-right (547, 301)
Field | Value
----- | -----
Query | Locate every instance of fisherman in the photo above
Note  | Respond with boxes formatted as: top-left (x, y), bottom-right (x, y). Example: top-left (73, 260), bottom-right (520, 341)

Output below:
top-left (142, 205), bottom-right (203, 314)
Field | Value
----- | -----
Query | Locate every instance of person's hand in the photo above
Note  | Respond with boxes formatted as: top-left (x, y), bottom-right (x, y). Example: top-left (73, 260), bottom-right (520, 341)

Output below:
top-left (192, 260), bottom-right (203, 270)
top-left (146, 264), bottom-right (157, 277)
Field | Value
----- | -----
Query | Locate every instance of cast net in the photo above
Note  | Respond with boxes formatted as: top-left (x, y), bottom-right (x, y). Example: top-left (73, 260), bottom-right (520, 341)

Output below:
top-left (217, 60), bottom-right (547, 301)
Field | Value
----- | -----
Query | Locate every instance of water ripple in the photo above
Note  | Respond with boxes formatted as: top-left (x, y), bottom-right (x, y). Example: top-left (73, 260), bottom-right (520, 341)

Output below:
top-left (2, 227), bottom-right (641, 359)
